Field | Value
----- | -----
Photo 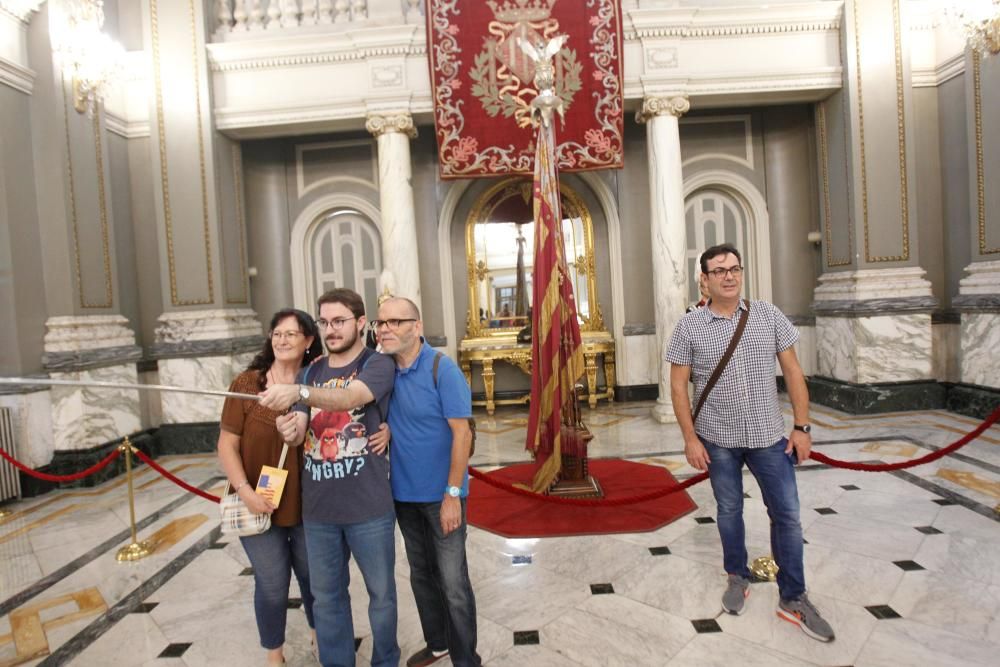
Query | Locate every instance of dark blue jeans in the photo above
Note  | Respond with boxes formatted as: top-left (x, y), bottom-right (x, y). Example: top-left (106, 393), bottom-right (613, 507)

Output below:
top-left (239, 523), bottom-right (315, 650)
top-left (702, 437), bottom-right (806, 601)
top-left (304, 511), bottom-right (399, 667)
top-left (395, 500), bottom-right (481, 667)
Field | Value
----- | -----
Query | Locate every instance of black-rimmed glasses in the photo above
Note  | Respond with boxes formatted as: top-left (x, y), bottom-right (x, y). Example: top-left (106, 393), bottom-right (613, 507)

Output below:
top-left (371, 318), bottom-right (417, 331)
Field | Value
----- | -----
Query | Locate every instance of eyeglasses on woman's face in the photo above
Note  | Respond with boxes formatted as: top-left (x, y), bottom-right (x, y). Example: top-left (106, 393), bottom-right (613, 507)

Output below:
top-left (270, 330), bottom-right (304, 341)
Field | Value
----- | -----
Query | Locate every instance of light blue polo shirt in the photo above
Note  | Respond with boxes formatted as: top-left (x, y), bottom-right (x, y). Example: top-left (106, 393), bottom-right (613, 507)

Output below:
top-left (388, 341), bottom-right (472, 502)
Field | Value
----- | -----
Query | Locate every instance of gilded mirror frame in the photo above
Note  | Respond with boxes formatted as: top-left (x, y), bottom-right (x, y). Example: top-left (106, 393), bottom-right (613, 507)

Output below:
top-left (464, 177), bottom-right (606, 340)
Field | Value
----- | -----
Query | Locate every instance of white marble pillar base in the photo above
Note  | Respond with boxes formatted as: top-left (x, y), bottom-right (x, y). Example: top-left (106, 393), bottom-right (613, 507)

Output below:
top-left (959, 313), bottom-right (1000, 388)
top-left (154, 309), bottom-right (262, 424)
top-left (816, 314), bottom-right (933, 384)
top-left (0, 391), bottom-right (54, 469)
top-left (814, 268), bottom-right (935, 384)
top-left (43, 315), bottom-right (142, 451)
top-left (957, 261), bottom-right (1000, 389)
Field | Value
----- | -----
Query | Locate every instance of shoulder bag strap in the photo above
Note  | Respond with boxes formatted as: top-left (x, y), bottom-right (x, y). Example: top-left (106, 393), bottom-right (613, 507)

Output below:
top-left (693, 299), bottom-right (750, 421)
top-left (432, 351), bottom-right (444, 387)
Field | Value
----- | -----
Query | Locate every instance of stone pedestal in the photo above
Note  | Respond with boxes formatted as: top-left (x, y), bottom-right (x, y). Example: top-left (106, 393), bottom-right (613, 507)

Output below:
top-left (956, 261), bottom-right (1000, 389)
top-left (811, 268), bottom-right (941, 412)
top-left (42, 315), bottom-right (143, 452)
top-left (366, 112), bottom-right (422, 310)
top-left (637, 96), bottom-right (690, 423)
top-left (152, 309), bottom-right (262, 423)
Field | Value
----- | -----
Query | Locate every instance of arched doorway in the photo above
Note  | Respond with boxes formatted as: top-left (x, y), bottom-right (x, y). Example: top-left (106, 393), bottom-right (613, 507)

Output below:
top-left (299, 209), bottom-right (383, 317)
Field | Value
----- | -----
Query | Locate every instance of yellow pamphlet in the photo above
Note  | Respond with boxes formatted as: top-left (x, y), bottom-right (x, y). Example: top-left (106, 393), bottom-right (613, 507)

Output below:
top-left (255, 465), bottom-right (288, 508)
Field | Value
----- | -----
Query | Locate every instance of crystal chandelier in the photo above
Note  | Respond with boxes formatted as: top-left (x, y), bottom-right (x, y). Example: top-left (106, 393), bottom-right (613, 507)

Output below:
top-left (50, 0), bottom-right (125, 114)
top-left (945, 0), bottom-right (1000, 56)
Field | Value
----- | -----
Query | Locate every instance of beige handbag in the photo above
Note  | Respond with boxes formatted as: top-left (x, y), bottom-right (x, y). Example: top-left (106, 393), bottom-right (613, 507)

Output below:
top-left (219, 444), bottom-right (288, 537)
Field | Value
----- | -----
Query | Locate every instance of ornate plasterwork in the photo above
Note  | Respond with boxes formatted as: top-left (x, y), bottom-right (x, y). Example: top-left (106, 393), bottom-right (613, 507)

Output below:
top-left (365, 113), bottom-right (417, 138)
top-left (635, 95), bottom-right (689, 121)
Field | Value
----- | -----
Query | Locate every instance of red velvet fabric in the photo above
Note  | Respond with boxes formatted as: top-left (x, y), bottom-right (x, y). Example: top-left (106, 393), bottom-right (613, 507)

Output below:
top-left (426, 0), bottom-right (624, 178)
top-left (467, 460), bottom-right (699, 538)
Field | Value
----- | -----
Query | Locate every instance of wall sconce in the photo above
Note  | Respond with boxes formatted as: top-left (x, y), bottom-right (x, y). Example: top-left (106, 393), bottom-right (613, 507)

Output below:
top-left (50, 0), bottom-right (125, 115)
top-left (946, 0), bottom-right (1000, 56)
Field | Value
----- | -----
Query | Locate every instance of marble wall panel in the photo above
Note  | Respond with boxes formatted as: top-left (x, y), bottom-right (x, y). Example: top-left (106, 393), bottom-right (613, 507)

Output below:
top-left (960, 312), bottom-right (1000, 388)
top-left (932, 322), bottom-right (960, 384)
top-left (0, 390), bottom-right (54, 468)
top-left (622, 334), bottom-right (659, 387)
top-left (49, 365), bottom-right (141, 451)
top-left (816, 316), bottom-right (856, 381)
top-left (158, 356), bottom-right (236, 424)
top-left (855, 313), bottom-right (933, 383)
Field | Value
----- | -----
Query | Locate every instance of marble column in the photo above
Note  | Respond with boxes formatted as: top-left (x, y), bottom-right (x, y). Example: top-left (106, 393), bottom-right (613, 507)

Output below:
top-left (365, 112), bottom-right (422, 312)
top-left (637, 96), bottom-right (690, 423)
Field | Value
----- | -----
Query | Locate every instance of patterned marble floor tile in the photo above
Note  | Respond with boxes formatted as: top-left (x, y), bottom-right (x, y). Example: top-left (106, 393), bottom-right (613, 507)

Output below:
top-left (912, 529), bottom-right (1000, 587)
top-left (830, 488), bottom-right (942, 528)
top-left (615, 553), bottom-right (728, 620)
top-left (854, 617), bottom-right (1000, 667)
top-left (889, 570), bottom-right (1000, 644)
top-left (73, 612), bottom-right (172, 666)
top-left (802, 542), bottom-right (905, 607)
top-left (475, 565), bottom-right (591, 631)
top-left (717, 589), bottom-right (875, 666)
top-left (488, 643), bottom-right (584, 666)
top-left (804, 513), bottom-right (927, 562)
top-left (665, 632), bottom-right (812, 667)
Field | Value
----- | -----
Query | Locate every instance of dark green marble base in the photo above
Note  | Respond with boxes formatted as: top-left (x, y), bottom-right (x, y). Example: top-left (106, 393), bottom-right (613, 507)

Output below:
top-left (615, 384), bottom-right (659, 402)
top-left (945, 383), bottom-right (1000, 420)
top-left (154, 422), bottom-right (221, 455)
top-left (806, 376), bottom-right (947, 414)
top-left (17, 424), bottom-right (219, 498)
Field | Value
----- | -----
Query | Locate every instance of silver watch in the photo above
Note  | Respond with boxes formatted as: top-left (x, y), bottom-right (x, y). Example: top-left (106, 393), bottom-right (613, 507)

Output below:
top-left (298, 385), bottom-right (310, 401)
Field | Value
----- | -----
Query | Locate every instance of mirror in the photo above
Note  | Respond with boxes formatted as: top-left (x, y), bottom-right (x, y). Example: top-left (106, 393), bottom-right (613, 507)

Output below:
top-left (464, 178), bottom-right (606, 339)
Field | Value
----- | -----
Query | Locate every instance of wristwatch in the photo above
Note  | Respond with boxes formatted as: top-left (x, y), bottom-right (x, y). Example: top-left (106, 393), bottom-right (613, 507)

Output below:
top-left (793, 424), bottom-right (811, 434)
top-left (445, 485), bottom-right (461, 498)
top-left (298, 385), bottom-right (311, 402)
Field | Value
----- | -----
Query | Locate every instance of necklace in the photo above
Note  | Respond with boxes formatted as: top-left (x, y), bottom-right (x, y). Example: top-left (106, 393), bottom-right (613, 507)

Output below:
top-left (268, 368), bottom-right (296, 386)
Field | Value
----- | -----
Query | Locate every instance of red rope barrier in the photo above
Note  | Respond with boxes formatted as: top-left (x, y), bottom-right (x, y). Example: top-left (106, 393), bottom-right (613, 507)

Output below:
top-left (0, 446), bottom-right (121, 482)
top-left (132, 448), bottom-right (221, 503)
top-left (468, 466), bottom-right (709, 506)
top-left (810, 404), bottom-right (1000, 472)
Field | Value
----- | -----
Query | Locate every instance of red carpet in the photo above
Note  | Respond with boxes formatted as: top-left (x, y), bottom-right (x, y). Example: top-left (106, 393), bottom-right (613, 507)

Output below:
top-left (468, 459), bottom-right (698, 538)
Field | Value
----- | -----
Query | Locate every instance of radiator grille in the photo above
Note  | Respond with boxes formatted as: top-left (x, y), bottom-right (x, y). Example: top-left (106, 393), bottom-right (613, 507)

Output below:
top-left (0, 407), bottom-right (22, 502)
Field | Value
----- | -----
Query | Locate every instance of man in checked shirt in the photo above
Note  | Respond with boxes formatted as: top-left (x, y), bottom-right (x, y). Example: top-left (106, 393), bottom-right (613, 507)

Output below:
top-left (666, 243), bottom-right (835, 643)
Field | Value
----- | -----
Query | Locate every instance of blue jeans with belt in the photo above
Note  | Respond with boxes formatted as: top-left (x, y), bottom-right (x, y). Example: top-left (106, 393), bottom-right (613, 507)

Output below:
top-left (702, 437), bottom-right (806, 601)
top-left (239, 523), bottom-right (315, 649)
top-left (395, 499), bottom-right (481, 667)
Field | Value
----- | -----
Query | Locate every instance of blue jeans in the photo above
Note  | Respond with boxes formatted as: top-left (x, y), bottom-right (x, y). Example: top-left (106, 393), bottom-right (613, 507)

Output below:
top-left (304, 511), bottom-right (399, 667)
top-left (395, 500), bottom-right (481, 667)
top-left (702, 437), bottom-right (806, 601)
top-left (239, 524), bottom-right (315, 650)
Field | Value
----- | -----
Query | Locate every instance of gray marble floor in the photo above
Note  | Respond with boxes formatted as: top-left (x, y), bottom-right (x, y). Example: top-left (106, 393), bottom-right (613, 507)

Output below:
top-left (1, 400), bottom-right (999, 666)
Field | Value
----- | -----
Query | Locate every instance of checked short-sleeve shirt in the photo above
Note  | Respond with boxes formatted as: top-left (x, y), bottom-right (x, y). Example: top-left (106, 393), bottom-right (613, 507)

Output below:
top-left (665, 299), bottom-right (799, 449)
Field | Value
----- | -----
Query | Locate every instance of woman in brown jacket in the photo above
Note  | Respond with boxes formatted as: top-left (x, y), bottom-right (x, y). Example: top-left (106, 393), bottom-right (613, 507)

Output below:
top-left (218, 308), bottom-right (322, 665)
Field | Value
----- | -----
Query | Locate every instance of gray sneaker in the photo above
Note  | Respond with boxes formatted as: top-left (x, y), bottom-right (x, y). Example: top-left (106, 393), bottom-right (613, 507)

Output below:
top-left (777, 594), bottom-right (836, 642)
top-left (721, 574), bottom-right (750, 615)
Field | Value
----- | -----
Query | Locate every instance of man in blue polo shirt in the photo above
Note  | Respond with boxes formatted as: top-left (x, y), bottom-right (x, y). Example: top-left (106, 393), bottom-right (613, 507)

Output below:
top-left (375, 297), bottom-right (480, 667)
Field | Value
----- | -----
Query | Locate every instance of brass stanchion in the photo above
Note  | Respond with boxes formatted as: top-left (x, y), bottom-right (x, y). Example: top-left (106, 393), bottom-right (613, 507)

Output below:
top-left (0, 509), bottom-right (11, 519)
top-left (751, 555), bottom-right (779, 582)
top-left (116, 436), bottom-right (154, 562)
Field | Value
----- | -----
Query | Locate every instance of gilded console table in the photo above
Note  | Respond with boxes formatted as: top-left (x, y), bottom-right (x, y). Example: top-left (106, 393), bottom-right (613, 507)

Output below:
top-left (458, 335), bottom-right (616, 415)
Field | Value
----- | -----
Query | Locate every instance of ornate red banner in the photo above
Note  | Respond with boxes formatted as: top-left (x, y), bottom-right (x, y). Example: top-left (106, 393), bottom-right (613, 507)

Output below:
top-left (426, 0), bottom-right (624, 178)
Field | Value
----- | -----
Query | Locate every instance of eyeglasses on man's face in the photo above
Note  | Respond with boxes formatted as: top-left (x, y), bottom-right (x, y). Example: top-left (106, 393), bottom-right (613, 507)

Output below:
top-left (315, 317), bottom-right (357, 330)
top-left (371, 318), bottom-right (417, 331)
top-left (706, 266), bottom-right (744, 279)
top-left (270, 330), bottom-right (304, 341)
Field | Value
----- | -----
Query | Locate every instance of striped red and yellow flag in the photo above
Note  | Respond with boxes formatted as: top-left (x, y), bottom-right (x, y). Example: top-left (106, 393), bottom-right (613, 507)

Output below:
top-left (524, 122), bottom-right (585, 493)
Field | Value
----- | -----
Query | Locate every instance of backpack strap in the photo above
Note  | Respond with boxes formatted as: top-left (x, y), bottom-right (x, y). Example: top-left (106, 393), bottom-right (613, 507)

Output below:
top-left (432, 351), bottom-right (445, 388)
top-left (693, 299), bottom-right (750, 421)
